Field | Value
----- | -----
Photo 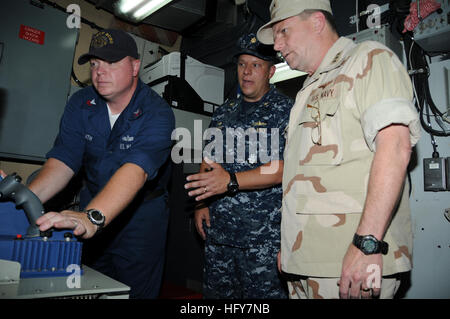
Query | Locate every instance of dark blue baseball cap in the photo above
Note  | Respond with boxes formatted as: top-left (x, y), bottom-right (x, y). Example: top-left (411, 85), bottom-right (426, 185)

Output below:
top-left (78, 29), bottom-right (139, 65)
top-left (233, 33), bottom-right (279, 63)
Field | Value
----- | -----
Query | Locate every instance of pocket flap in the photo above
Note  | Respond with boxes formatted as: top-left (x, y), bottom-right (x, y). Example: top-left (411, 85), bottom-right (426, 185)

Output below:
top-left (298, 98), bottom-right (340, 126)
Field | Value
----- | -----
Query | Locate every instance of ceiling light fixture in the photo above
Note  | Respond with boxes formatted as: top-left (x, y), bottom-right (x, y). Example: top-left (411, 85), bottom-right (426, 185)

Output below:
top-left (116, 0), bottom-right (174, 22)
top-left (270, 62), bottom-right (306, 84)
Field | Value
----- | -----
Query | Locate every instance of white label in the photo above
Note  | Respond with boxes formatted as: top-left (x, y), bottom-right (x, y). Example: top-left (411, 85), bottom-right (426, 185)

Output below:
top-left (429, 163), bottom-right (440, 169)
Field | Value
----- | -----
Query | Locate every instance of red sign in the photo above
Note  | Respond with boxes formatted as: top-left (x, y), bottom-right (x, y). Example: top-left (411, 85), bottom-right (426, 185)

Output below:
top-left (19, 25), bottom-right (45, 45)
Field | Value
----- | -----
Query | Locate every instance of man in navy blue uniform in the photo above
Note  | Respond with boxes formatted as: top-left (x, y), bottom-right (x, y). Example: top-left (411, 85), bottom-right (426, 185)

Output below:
top-left (32, 29), bottom-right (175, 299)
top-left (185, 33), bottom-right (293, 298)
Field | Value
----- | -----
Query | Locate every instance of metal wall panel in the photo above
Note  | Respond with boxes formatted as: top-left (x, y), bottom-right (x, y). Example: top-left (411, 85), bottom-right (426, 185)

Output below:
top-left (406, 59), bottom-right (450, 298)
top-left (0, 0), bottom-right (78, 161)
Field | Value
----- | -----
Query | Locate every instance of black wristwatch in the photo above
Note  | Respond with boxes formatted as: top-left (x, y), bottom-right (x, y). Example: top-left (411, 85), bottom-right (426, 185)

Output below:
top-left (86, 209), bottom-right (106, 231)
top-left (352, 233), bottom-right (389, 255)
top-left (227, 171), bottom-right (239, 195)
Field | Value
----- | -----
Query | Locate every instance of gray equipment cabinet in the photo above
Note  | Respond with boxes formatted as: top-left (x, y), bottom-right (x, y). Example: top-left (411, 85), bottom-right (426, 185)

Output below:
top-left (0, 0), bottom-right (78, 161)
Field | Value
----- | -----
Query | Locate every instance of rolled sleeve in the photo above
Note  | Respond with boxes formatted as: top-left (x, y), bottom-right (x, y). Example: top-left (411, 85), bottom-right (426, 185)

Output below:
top-left (361, 98), bottom-right (421, 151)
top-left (353, 43), bottom-right (420, 152)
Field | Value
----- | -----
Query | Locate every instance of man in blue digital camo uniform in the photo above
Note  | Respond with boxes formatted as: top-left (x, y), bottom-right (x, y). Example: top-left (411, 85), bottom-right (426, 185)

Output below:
top-left (32, 29), bottom-right (175, 299)
top-left (185, 33), bottom-right (293, 298)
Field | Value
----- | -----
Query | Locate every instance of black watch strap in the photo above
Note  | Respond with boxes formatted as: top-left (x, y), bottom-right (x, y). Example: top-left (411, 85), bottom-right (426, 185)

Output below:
top-left (353, 233), bottom-right (389, 255)
top-left (227, 171), bottom-right (239, 195)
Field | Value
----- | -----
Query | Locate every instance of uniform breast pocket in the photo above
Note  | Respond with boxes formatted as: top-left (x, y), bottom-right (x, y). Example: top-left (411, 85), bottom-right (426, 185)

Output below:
top-left (84, 134), bottom-right (104, 165)
top-left (296, 97), bottom-right (343, 166)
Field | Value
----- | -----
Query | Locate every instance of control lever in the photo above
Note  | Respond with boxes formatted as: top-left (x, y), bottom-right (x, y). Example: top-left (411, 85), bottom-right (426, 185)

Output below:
top-left (0, 173), bottom-right (44, 237)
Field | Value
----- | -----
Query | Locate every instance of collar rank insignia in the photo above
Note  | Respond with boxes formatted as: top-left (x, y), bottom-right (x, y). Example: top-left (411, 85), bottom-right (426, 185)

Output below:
top-left (132, 109), bottom-right (142, 118)
top-left (332, 51), bottom-right (342, 64)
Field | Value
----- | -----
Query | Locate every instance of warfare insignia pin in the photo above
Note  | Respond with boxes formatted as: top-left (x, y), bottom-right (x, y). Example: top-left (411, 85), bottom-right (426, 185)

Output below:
top-left (253, 121), bottom-right (267, 126)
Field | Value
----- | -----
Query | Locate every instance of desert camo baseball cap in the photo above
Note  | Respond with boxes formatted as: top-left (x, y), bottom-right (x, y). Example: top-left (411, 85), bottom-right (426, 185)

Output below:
top-left (78, 29), bottom-right (139, 65)
top-left (257, 0), bottom-right (332, 44)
